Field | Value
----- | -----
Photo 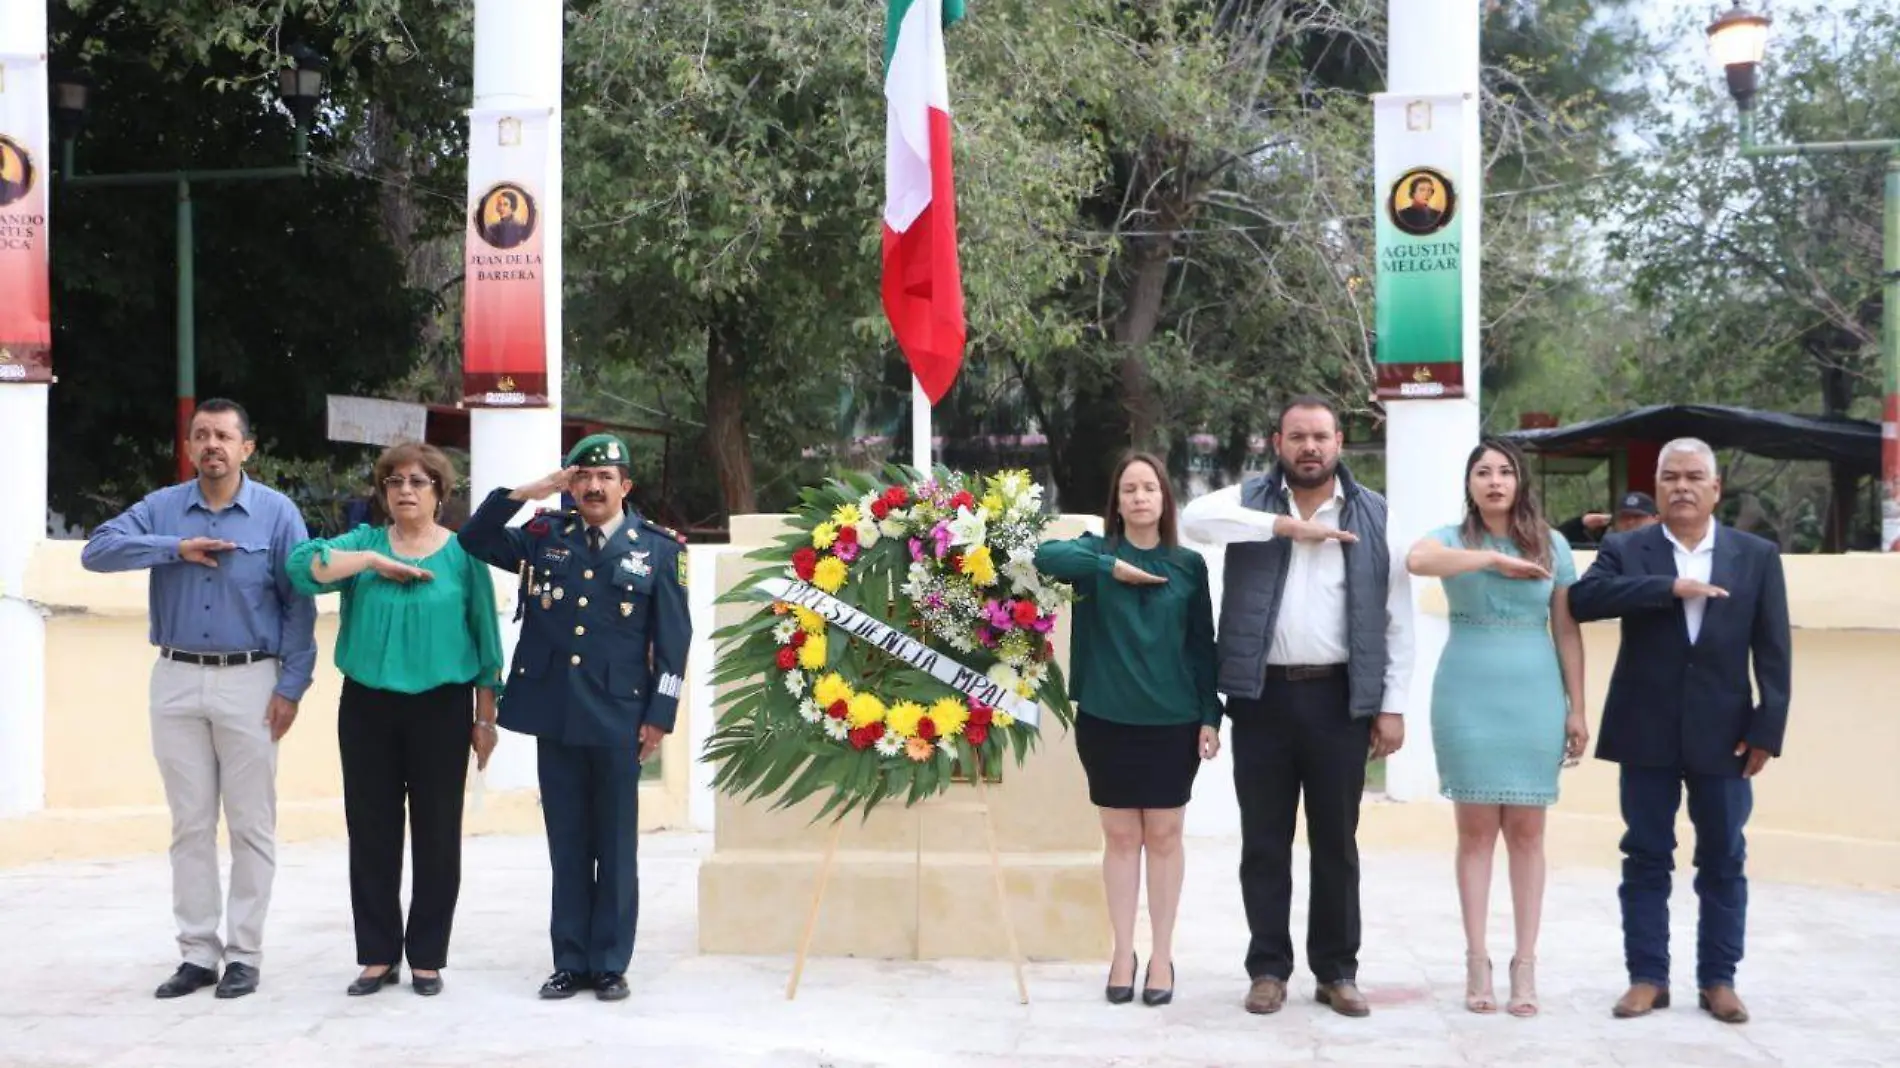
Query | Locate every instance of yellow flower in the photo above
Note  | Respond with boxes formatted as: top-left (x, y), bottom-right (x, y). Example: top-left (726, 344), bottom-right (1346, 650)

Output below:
top-left (959, 544), bottom-right (997, 587)
top-left (832, 503), bottom-right (862, 526)
top-left (885, 700), bottom-right (927, 739)
top-left (812, 556), bottom-right (849, 593)
top-left (847, 693), bottom-right (886, 728)
top-left (794, 607), bottom-right (826, 635)
top-left (927, 697), bottom-right (969, 738)
top-left (979, 492), bottom-right (1005, 519)
top-left (995, 711), bottom-right (1015, 729)
top-left (811, 522), bottom-right (838, 550)
top-left (905, 737), bottom-right (936, 762)
top-left (813, 672), bottom-right (854, 708)
top-left (797, 634), bottom-right (828, 671)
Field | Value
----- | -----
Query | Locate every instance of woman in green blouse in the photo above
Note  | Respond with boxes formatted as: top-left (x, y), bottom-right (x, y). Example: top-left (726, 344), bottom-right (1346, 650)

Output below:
top-left (287, 442), bottom-right (503, 998)
top-left (1034, 452), bottom-right (1221, 1008)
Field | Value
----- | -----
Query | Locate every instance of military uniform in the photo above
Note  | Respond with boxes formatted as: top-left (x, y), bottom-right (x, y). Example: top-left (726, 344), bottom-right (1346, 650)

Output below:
top-left (458, 437), bottom-right (691, 988)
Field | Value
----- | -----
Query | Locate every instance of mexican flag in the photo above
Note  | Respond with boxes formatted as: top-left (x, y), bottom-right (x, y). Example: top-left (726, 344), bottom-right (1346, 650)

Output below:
top-left (882, 0), bottom-right (966, 406)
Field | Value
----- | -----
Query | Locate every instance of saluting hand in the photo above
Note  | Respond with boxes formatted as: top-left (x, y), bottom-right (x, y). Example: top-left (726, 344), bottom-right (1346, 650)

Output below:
top-left (510, 467), bottom-right (577, 503)
top-left (368, 554), bottom-right (434, 584)
top-left (1490, 553), bottom-right (1552, 581)
top-left (178, 537), bottom-right (237, 567)
top-left (1110, 559), bottom-right (1168, 586)
top-left (1674, 578), bottom-right (1729, 600)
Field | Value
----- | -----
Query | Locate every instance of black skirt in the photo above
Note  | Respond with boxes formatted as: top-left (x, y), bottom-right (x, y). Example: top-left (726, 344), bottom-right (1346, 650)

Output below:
top-left (1074, 711), bottom-right (1202, 810)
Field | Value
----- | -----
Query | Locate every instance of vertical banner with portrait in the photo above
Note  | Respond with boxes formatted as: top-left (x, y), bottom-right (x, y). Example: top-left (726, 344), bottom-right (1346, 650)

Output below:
top-left (462, 108), bottom-right (552, 408)
top-left (1373, 93), bottom-right (1468, 399)
top-left (0, 54), bottom-right (52, 385)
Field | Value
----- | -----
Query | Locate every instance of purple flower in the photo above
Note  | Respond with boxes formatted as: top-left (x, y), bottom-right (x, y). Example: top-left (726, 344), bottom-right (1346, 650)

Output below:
top-left (977, 628), bottom-right (999, 648)
top-left (1030, 615), bottom-right (1055, 634)
top-left (931, 523), bottom-right (953, 559)
top-left (984, 600), bottom-right (1014, 631)
top-left (834, 540), bottom-right (859, 563)
top-left (909, 538), bottom-right (926, 563)
top-left (923, 592), bottom-right (944, 609)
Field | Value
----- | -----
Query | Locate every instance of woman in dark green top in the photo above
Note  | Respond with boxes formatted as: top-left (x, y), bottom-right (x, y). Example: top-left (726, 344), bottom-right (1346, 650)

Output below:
top-left (1034, 452), bottom-right (1220, 1009)
top-left (287, 442), bottom-right (504, 998)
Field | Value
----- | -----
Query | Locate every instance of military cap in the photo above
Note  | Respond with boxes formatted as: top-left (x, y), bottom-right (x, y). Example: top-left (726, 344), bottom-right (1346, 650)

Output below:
top-left (566, 433), bottom-right (632, 470)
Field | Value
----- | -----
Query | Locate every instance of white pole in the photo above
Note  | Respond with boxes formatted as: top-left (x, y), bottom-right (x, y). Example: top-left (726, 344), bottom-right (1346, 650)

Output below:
top-left (1380, 0), bottom-right (1482, 803)
top-left (910, 378), bottom-right (931, 472)
top-left (468, 0), bottom-right (563, 792)
top-left (0, 0), bottom-right (49, 816)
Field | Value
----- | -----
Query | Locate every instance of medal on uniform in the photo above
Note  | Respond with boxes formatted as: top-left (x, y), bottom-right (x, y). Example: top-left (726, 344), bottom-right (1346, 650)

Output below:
top-left (541, 592), bottom-right (553, 610)
top-left (553, 587), bottom-right (565, 601)
top-left (621, 551), bottom-right (652, 579)
top-left (620, 602), bottom-right (632, 617)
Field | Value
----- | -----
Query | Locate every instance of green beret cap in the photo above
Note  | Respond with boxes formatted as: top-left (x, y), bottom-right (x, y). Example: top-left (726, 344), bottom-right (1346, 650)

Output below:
top-left (566, 433), bottom-right (632, 469)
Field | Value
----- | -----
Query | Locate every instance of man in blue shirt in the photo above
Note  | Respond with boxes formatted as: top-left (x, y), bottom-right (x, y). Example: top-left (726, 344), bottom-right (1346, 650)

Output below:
top-left (81, 399), bottom-right (317, 1001)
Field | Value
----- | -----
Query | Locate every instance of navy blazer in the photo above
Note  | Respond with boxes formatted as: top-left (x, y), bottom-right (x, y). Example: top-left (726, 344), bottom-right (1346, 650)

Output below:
top-left (1567, 523), bottom-right (1791, 777)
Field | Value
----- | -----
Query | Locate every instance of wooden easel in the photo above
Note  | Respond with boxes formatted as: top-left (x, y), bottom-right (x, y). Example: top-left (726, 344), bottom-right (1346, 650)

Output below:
top-left (784, 755), bottom-right (1029, 1004)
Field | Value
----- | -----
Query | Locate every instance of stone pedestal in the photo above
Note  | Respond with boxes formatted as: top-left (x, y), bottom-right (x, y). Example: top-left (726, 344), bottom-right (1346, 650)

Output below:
top-left (696, 514), bottom-right (1109, 961)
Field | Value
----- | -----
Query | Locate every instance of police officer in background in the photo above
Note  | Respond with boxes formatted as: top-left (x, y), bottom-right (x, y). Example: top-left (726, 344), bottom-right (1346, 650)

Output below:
top-left (459, 434), bottom-right (691, 1002)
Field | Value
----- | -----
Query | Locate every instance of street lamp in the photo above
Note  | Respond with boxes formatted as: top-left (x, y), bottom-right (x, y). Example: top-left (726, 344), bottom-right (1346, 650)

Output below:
top-left (54, 49), bottom-right (326, 482)
top-left (1706, 2), bottom-right (1900, 553)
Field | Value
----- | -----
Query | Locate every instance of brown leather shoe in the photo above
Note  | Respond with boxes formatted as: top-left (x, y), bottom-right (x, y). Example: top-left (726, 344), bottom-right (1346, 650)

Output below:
top-left (1612, 982), bottom-right (1672, 1018)
top-left (1244, 977), bottom-right (1287, 1015)
top-left (1699, 986), bottom-right (1749, 1024)
top-left (1315, 981), bottom-right (1371, 1018)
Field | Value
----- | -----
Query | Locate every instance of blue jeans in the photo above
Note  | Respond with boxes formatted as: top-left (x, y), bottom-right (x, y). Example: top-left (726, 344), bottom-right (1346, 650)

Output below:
top-left (1618, 766), bottom-right (1752, 989)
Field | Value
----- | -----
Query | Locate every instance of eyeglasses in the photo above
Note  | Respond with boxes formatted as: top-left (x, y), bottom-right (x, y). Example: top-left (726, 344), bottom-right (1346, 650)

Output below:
top-left (381, 476), bottom-right (437, 491)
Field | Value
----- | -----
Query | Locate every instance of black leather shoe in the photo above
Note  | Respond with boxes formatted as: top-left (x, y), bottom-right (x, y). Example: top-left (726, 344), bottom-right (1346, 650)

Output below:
top-left (155, 962), bottom-right (219, 999)
top-left (1106, 952), bottom-right (1137, 1005)
top-left (538, 970), bottom-right (592, 999)
top-left (411, 972), bottom-right (443, 997)
top-left (215, 962), bottom-right (259, 999)
top-left (347, 965), bottom-right (400, 996)
top-left (1142, 961), bottom-right (1175, 1006)
top-left (594, 972), bottom-right (629, 1001)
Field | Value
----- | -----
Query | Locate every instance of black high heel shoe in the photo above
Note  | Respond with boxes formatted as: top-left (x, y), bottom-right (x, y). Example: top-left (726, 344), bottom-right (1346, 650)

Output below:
top-left (1141, 961), bottom-right (1175, 1006)
top-left (1105, 951), bottom-right (1137, 1005)
top-left (346, 964), bottom-right (400, 996)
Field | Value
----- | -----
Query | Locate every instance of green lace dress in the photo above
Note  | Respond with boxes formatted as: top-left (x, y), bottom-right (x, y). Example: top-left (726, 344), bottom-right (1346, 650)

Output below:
top-left (1428, 525), bottom-right (1576, 806)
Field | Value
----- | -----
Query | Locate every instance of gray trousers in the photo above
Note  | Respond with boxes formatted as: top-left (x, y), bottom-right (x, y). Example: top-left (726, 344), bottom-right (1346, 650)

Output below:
top-left (149, 657), bottom-right (280, 969)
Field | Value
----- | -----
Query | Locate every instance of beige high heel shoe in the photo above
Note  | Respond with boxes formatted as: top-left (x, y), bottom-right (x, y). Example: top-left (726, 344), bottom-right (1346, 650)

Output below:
top-left (1464, 953), bottom-right (1497, 1014)
top-left (1507, 957), bottom-right (1539, 1017)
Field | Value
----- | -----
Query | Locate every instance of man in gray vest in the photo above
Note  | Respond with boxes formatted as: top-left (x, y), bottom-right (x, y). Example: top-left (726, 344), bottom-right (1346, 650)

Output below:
top-left (1182, 395), bottom-right (1414, 1018)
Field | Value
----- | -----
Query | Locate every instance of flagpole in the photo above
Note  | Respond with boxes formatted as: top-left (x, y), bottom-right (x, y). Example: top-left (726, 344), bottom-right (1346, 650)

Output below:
top-left (910, 377), bottom-right (932, 473)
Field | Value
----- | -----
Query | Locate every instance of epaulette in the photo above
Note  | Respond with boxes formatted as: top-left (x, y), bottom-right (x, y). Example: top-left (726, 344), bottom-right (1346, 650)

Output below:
top-left (524, 507), bottom-right (577, 536)
top-left (641, 517), bottom-right (688, 545)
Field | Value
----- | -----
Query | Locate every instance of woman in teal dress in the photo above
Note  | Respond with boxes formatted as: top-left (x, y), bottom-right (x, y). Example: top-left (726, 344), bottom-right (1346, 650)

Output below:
top-left (1406, 438), bottom-right (1586, 1019)
top-left (287, 442), bottom-right (504, 997)
top-left (1034, 452), bottom-right (1221, 1009)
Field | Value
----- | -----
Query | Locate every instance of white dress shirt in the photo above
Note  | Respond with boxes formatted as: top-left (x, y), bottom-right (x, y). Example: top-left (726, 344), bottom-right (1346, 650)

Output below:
top-left (1180, 480), bottom-right (1414, 713)
top-left (1664, 522), bottom-right (1718, 644)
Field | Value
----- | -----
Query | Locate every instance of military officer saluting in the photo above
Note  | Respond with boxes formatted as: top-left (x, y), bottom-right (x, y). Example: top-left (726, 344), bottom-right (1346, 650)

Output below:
top-left (459, 434), bottom-right (691, 1002)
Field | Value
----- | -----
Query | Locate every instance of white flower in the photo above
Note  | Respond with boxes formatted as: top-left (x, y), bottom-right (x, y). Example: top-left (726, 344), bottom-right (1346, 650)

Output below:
top-left (855, 521), bottom-right (880, 550)
top-left (947, 506), bottom-right (987, 548)
top-left (799, 699), bottom-right (823, 723)
top-left (772, 620), bottom-right (798, 645)
top-left (1000, 550), bottom-right (1046, 599)
top-left (823, 717), bottom-right (849, 740)
top-left (875, 733), bottom-right (904, 757)
top-left (880, 511), bottom-right (909, 538)
top-left (944, 631), bottom-right (977, 654)
top-left (859, 493), bottom-right (880, 520)
top-left (784, 672), bottom-right (808, 698)
top-left (936, 738), bottom-right (956, 757)
top-left (987, 663), bottom-right (1021, 693)
top-left (1021, 661), bottom-right (1049, 687)
top-left (997, 471), bottom-right (1030, 500)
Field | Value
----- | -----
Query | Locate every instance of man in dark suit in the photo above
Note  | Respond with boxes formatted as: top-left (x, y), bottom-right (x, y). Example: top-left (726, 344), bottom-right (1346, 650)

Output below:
top-left (459, 434), bottom-right (692, 1002)
top-left (1569, 438), bottom-right (1790, 1026)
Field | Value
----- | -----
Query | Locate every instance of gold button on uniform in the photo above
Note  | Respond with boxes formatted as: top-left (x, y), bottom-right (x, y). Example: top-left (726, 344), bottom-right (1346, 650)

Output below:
top-left (570, 654), bottom-right (581, 666)
top-left (578, 597), bottom-right (589, 608)
top-left (574, 625), bottom-right (586, 636)
top-left (583, 569), bottom-right (595, 580)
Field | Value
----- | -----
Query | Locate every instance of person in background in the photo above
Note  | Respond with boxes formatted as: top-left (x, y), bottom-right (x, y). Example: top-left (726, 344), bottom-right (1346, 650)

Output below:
top-left (1180, 395), bottom-right (1413, 1020)
top-left (80, 398), bottom-right (317, 1001)
top-left (1405, 438), bottom-right (1587, 1017)
top-left (1559, 491), bottom-right (1659, 548)
top-left (1569, 438), bottom-right (1791, 1025)
top-left (287, 441), bottom-right (504, 997)
top-left (1034, 452), bottom-right (1222, 1008)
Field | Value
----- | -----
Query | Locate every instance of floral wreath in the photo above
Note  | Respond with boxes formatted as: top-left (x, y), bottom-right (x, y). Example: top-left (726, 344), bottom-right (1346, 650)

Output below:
top-left (705, 467), bottom-right (1076, 821)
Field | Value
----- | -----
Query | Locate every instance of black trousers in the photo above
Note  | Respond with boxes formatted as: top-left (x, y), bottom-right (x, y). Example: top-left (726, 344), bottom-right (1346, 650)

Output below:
top-left (337, 678), bottom-right (472, 970)
top-left (1230, 673), bottom-right (1366, 984)
top-left (537, 739), bottom-right (641, 976)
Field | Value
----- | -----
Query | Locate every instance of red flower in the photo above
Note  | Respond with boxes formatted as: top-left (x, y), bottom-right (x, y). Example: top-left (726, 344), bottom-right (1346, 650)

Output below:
top-left (883, 486), bottom-right (910, 507)
top-left (967, 702), bottom-right (993, 728)
top-left (949, 490), bottom-right (976, 511)
top-left (870, 499), bottom-right (891, 520)
top-left (836, 524), bottom-right (859, 545)
top-left (917, 716), bottom-right (938, 741)
top-left (965, 723), bottom-right (989, 746)
top-left (949, 554), bottom-right (963, 572)
top-left (775, 647), bottom-right (798, 671)
top-left (827, 700), bottom-right (850, 720)
top-left (792, 547), bottom-right (818, 581)
top-left (1042, 639), bottom-right (1055, 660)
top-left (1011, 600), bottom-right (1039, 627)
top-left (789, 630), bottom-right (808, 649)
top-left (849, 722), bottom-right (885, 750)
